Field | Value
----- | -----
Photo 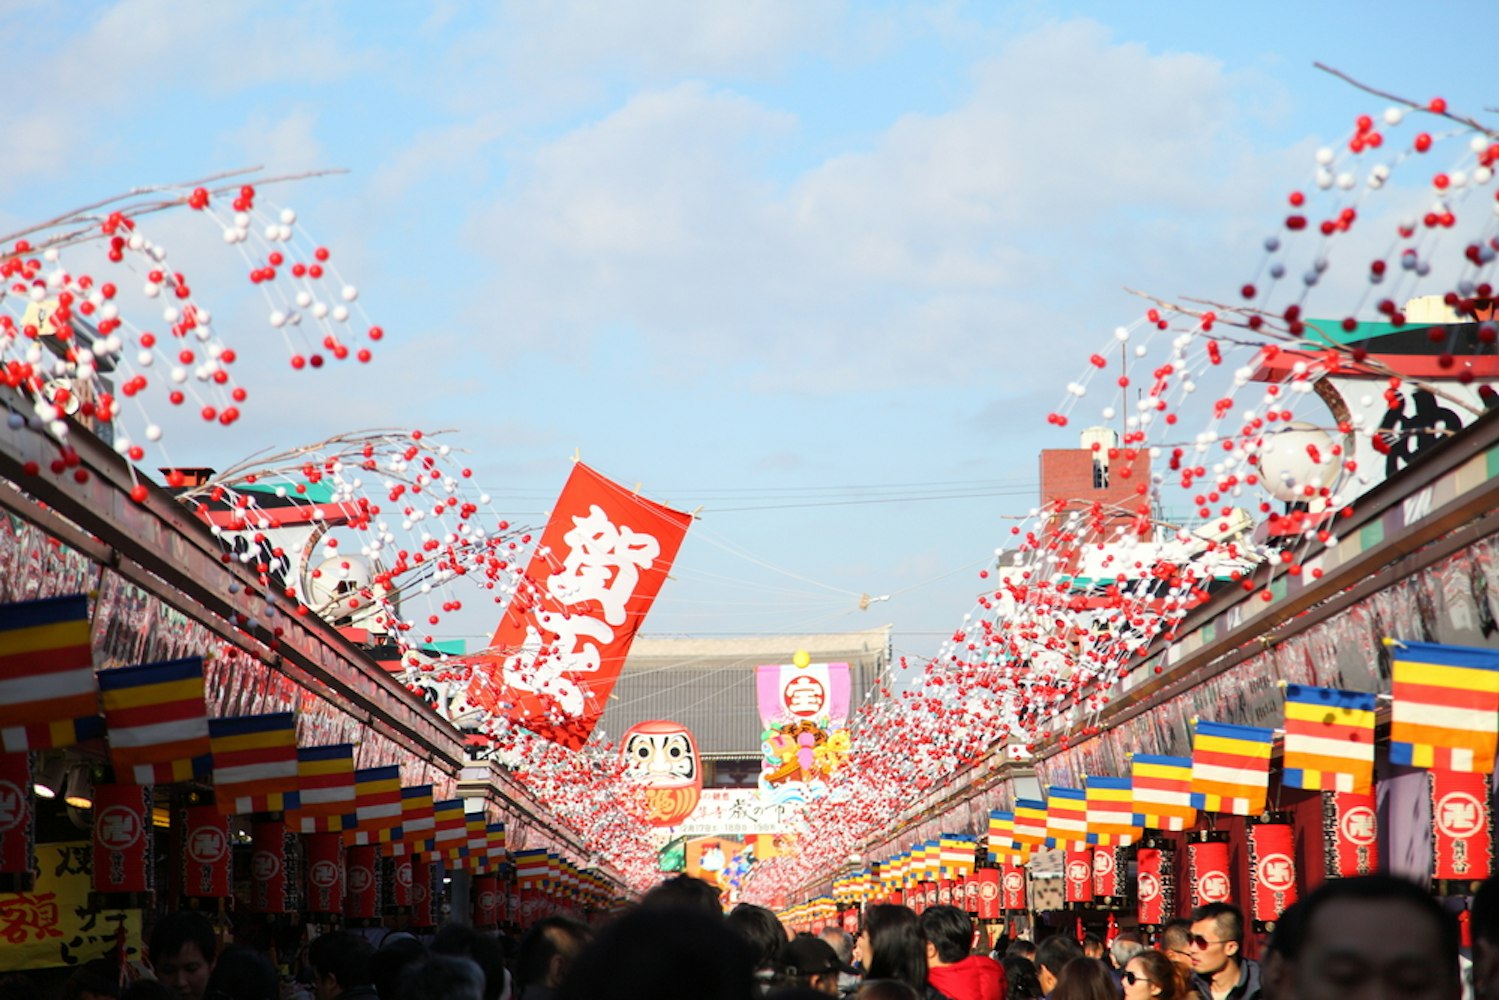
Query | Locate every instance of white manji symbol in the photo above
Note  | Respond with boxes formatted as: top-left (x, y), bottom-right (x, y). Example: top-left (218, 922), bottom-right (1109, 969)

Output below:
top-left (189, 828), bottom-right (227, 865)
top-left (309, 859), bottom-right (340, 889)
top-left (96, 805), bottom-right (142, 851)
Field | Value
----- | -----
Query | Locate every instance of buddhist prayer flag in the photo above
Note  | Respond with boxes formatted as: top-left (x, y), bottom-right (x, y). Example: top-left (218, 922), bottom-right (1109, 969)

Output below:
top-left (0, 594), bottom-right (101, 753)
top-left (350, 766), bottom-right (402, 832)
top-left (1013, 799), bottom-right (1048, 851)
top-left (430, 799), bottom-right (467, 857)
top-left (1132, 754), bottom-right (1196, 830)
top-left (1282, 685), bottom-right (1376, 792)
top-left (97, 657), bottom-right (210, 784)
top-left (289, 744), bottom-right (356, 817)
top-left (1085, 776), bottom-right (1139, 845)
top-left (1191, 720), bottom-right (1273, 815)
top-left (939, 835), bottom-right (975, 878)
top-left (1045, 787), bottom-right (1089, 848)
top-left (209, 712), bottom-right (299, 813)
top-left (393, 785), bottom-right (435, 847)
top-left (988, 810), bottom-right (1015, 860)
top-left (1388, 639), bottom-right (1499, 773)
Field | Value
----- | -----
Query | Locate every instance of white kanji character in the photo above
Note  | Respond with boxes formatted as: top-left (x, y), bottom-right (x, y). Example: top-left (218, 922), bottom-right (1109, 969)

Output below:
top-left (546, 505), bottom-right (660, 625)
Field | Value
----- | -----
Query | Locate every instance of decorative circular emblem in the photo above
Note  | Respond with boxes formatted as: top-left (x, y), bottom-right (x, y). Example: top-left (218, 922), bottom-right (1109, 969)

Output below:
top-left (783, 675), bottom-right (827, 718)
top-left (1138, 872), bottom-right (1161, 901)
top-left (979, 879), bottom-right (999, 900)
top-left (1340, 805), bottom-right (1377, 846)
top-left (349, 866), bottom-right (373, 894)
top-left (1257, 853), bottom-right (1296, 892)
top-left (251, 850), bottom-right (281, 881)
top-left (0, 780), bottom-right (25, 833)
top-left (1093, 850), bottom-right (1115, 876)
top-left (1198, 871), bottom-right (1232, 901)
top-left (1436, 791), bottom-right (1485, 839)
top-left (413, 881), bottom-right (429, 904)
top-left (309, 859), bottom-right (339, 889)
top-left (1066, 859), bottom-right (1091, 883)
top-left (1002, 871), bottom-right (1024, 895)
top-left (96, 805), bottom-right (142, 851)
top-left (396, 863), bottom-right (414, 888)
top-left (479, 890), bottom-right (499, 910)
top-left (188, 827), bottom-right (228, 865)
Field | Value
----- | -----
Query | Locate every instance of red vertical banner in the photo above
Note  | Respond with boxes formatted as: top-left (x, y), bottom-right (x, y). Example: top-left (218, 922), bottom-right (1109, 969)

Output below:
top-left (938, 878), bottom-right (955, 906)
top-left (473, 874), bottom-right (501, 929)
top-left (387, 855), bottom-right (414, 911)
top-left (925, 881), bottom-right (939, 909)
top-left (1064, 848), bottom-right (1094, 904)
top-left (304, 832), bottom-right (345, 915)
top-left (1247, 823), bottom-right (1297, 922)
top-left (466, 464), bottom-right (693, 750)
top-left (1188, 840), bottom-right (1233, 907)
top-left (976, 869), bottom-right (1001, 919)
top-left (181, 805), bottom-right (231, 898)
top-left (1136, 843), bottom-right (1174, 927)
top-left (345, 845), bottom-right (381, 920)
top-left (843, 909), bottom-right (859, 933)
top-left (1092, 845), bottom-right (1122, 900)
top-left (1322, 790), bottom-right (1378, 878)
top-left (92, 784), bottom-right (152, 894)
top-left (251, 819), bottom-right (290, 913)
top-left (1000, 863), bottom-right (1027, 912)
top-left (1431, 770), bottom-right (1494, 880)
top-left (412, 859), bottom-right (438, 928)
top-left (963, 875), bottom-right (979, 914)
top-left (0, 752), bottom-right (34, 880)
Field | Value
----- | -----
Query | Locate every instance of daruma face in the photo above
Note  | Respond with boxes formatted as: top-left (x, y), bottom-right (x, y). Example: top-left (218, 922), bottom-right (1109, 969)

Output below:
top-left (622, 721), bottom-right (702, 826)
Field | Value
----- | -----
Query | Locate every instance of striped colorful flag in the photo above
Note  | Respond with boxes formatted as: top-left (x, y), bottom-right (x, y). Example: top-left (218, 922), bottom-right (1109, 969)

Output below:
top-left (1388, 639), bottom-right (1499, 773)
top-left (209, 712), bottom-right (298, 813)
top-left (1191, 720), bottom-right (1274, 815)
top-left (351, 766), bottom-right (402, 831)
top-left (430, 799), bottom-right (467, 858)
top-left (394, 785), bottom-right (436, 846)
top-left (988, 810), bottom-right (1015, 860)
top-left (97, 657), bottom-right (211, 784)
top-left (1013, 798), bottom-right (1049, 851)
top-left (939, 834), bottom-right (976, 878)
top-left (1282, 685), bottom-right (1377, 791)
top-left (1045, 787), bottom-right (1089, 848)
top-left (0, 594), bottom-right (103, 753)
top-left (484, 822), bottom-right (506, 871)
top-left (1132, 754), bottom-right (1197, 830)
top-left (293, 811), bottom-right (353, 834)
top-left (1085, 776), bottom-right (1140, 845)
top-left (289, 744), bottom-right (356, 817)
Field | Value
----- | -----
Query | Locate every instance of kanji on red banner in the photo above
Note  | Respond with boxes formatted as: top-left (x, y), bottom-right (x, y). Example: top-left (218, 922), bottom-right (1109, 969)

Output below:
top-left (344, 845), bottom-right (380, 920)
top-left (0, 753), bottom-right (33, 878)
top-left (1064, 848), bottom-right (1093, 904)
top-left (1322, 791), bottom-right (1377, 879)
top-left (963, 875), bottom-right (979, 914)
top-left (466, 463), bottom-right (692, 749)
top-left (411, 860), bottom-right (439, 928)
top-left (976, 869), bottom-right (1001, 919)
top-left (387, 855), bottom-right (414, 911)
top-left (473, 873), bottom-right (501, 929)
top-left (92, 784), bottom-right (151, 894)
top-left (1189, 839), bottom-right (1233, 907)
top-left (250, 819), bottom-right (291, 914)
top-left (1431, 770), bottom-right (1493, 880)
top-left (1092, 845), bottom-right (1126, 900)
top-left (303, 832), bottom-right (344, 915)
top-left (180, 806), bottom-right (231, 898)
top-left (1136, 844), bottom-right (1173, 927)
top-left (1248, 823), bottom-right (1297, 922)
top-left (999, 863), bottom-right (1027, 912)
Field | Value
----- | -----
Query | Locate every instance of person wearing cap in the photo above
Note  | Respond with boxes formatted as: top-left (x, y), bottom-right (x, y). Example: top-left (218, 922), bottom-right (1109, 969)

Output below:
top-left (779, 934), bottom-right (860, 996)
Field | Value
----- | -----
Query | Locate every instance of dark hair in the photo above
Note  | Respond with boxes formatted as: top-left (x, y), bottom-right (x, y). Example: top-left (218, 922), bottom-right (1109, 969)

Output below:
top-left (64, 960), bottom-right (120, 1000)
top-left (1189, 902), bottom-right (1244, 947)
top-left (1051, 958), bottom-right (1115, 1000)
top-left (1005, 939), bottom-right (1037, 960)
top-left (371, 936), bottom-right (427, 1000)
top-left (205, 947), bottom-right (278, 1000)
top-left (854, 981), bottom-right (920, 1000)
top-left (309, 931), bottom-right (375, 990)
top-left (1123, 951), bottom-right (1188, 1000)
top-left (120, 983), bottom-right (174, 1000)
top-left (919, 905), bottom-right (974, 965)
top-left (1003, 956), bottom-right (1042, 1000)
top-left (430, 924), bottom-right (507, 1000)
top-left (149, 911), bottom-right (218, 967)
top-left (1034, 935), bottom-right (1083, 978)
top-left (726, 904), bottom-right (787, 972)
top-left (640, 874), bottom-right (724, 916)
top-left (398, 956), bottom-right (484, 1000)
top-left (861, 905), bottom-right (927, 993)
top-left (1473, 873), bottom-right (1499, 947)
top-left (1160, 919), bottom-right (1192, 952)
top-left (1268, 874), bottom-right (1458, 973)
top-left (555, 906), bottom-right (755, 1000)
top-left (515, 916), bottom-right (592, 992)
top-left (0, 975), bottom-right (40, 1000)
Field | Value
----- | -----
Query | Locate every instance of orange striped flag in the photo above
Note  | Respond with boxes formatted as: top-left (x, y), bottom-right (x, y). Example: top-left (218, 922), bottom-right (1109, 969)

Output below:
top-left (1388, 639), bottom-right (1499, 773)
top-left (0, 594), bottom-right (102, 752)
top-left (1045, 787), bottom-right (1089, 848)
top-left (1132, 754), bottom-right (1197, 830)
top-left (209, 712), bottom-right (298, 813)
top-left (97, 658), bottom-right (211, 784)
top-left (1191, 720), bottom-right (1274, 815)
top-left (1282, 685), bottom-right (1376, 791)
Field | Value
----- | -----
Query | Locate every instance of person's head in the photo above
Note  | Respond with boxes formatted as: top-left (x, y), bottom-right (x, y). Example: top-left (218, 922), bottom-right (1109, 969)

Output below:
top-left (1472, 874), bottom-right (1499, 1000)
top-left (1003, 956), bottom-right (1043, 1000)
top-left (820, 928), bottom-right (854, 966)
top-left (431, 924), bottom-right (508, 1000)
top-left (1082, 936), bottom-right (1105, 961)
top-left (1122, 951), bottom-right (1187, 1000)
top-left (1111, 933), bottom-right (1145, 972)
top-left (64, 960), bottom-right (120, 1000)
top-left (1007, 940), bottom-right (1038, 962)
top-left (149, 912), bottom-right (219, 1000)
top-left (1051, 957), bottom-right (1115, 1000)
top-left (854, 982), bottom-right (920, 1000)
top-left (640, 874), bottom-right (724, 916)
top-left (204, 947), bottom-right (278, 1000)
top-left (398, 956), bottom-right (484, 1000)
top-left (1188, 903), bottom-right (1245, 980)
top-left (920, 905), bottom-right (975, 968)
top-left (514, 917), bottom-right (592, 993)
top-left (308, 931), bottom-right (375, 1000)
top-left (779, 935), bottom-right (855, 996)
top-left (1159, 921), bottom-right (1193, 973)
top-left (1034, 935), bottom-right (1085, 996)
top-left (370, 935), bottom-right (427, 1000)
top-left (121, 982), bottom-right (175, 1000)
top-left (727, 904), bottom-right (788, 973)
top-left (1262, 875), bottom-right (1459, 1000)
top-left (554, 905), bottom-right (756, 1000)
top-left (858, 905), bottom-right (927, 993)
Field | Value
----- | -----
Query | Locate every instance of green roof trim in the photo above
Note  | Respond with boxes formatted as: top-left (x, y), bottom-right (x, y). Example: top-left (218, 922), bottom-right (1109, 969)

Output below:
top-left (1303, 319), bottom-right (1415, 347)
top-left (240, 479), bottom-right (337, 503)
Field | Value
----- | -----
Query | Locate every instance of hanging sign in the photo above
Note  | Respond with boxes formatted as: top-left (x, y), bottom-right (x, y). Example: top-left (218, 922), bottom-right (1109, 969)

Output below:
top-left (938, 878), bottom-right (955, 906)
top-left (303, 831), bottom-right (345, 915)
top-left (92, 784), bottom-right (152, 894)
top-left (976, 869), bottom-right (1001, 919)
top-left (999, 863), bottom-right (1027, 912)
top-left (1248, 823), bottom-right (1297, 923)
top-left (345, 845), bottom-right (381, 920)
top-left (963, 875), bottom-right (980, 914)
top-left (1064, 848), bottom-right (1094, 904)
top-left (181, 805), bottom-right (231, 899)
top-left (0, 842), bottom-right (142, 970)
top-left (1431, 769), bottom-right (1493, 880)
top-left (1322, 790), bottom-right (1377, 878)
top-left (1092, 844), bottom-right (1127, 901)
top-left (474, 873), bottom-right (501, 929)
top-left (1188, 839), bottom-right (1233, 907)
top-left (1136, 842), bottom-right (1174, 927)
top-left (412, 859), bottom-right (439, 928)
top-left (250, 819), bottom-right (291, 913)
top-left (0, 752), bottom-right (34, 882)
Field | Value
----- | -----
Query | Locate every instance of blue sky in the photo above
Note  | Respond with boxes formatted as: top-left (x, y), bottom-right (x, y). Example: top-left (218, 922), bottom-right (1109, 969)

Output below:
top-left (9, 0), bottom-right (1497, 668)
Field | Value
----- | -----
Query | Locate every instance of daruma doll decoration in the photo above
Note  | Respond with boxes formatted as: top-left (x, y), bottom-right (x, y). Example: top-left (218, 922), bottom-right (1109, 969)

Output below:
top-left (621, 721), bottom-right (702, 827)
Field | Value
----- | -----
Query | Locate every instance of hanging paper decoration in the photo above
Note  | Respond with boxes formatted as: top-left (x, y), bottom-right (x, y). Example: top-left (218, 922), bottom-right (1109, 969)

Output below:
top-left (288, 744), bottom-right (356, 818)
top-left (1092, 844), bottom-right (1129, 902)
top-left (349, 766), bottom-right (402, 833)
top-left (1322, 790), bottom-right (1378, 878)
top-left (1282, 685), bottom-right (1376, 792)
top-left (250, 818), bottom-right (292, 913)
top-left (92, 783), bottom-right (152, 894)
top-left (962, 874), bottom-right (979, 914)
top-left (412, 859), bottom-right (439, 928)
top-left (303, 831), bottom-right (345, 915)
top-left (1188, 839), bottom-right (1233, 906)
top-left (1430, 770), bottom-right (1493, 880)
top-left (344, 845), bottom-right (381, 920)
top-left (473, 873), bottom-right (501, 928)
top-left (390, 785), bottom-right (435, 850)
top-left (467, 463), bottom-right (693, 750)
top-left (208, 712), bottom-right (298, 813)
top-left (977, 869), bottom-right (1001, 919)
top-left (1135, 841), bottom-right (1174, 928)
top-left (1085, 776), bottom-right (1139, 845)
top-left (97, 657), bottom-right (211, 784)
top-left (1046, 787), bottom-right (1089, 848)
top-left (1132, 754), bottom-right (1197, 830)
top-left (1064, 848), bottom-right (1094, 904)
top-left (1000, 862), bottom-right (1027, 911)
top-left (620, 721), bottom-right (703, 827)
top-left (756, 658), bottom-right (852, 802)
top-left (0, 752), bottom-right (34, 881)
top-left (180, 805), bottom-right (231, 898)
top-left (988, 810), bottom-right (1016, 861)
top-left (0, 594), bottom-right (103, 753)
top-left (1247, 823), bottom-right (1296, 923)
top-left (386, 855), bottom-right (414, 911)
top-left (1388, 639), bottom-right (1499, 773)
top-left (1013, 799), bottom-right (1049, 852)
top-left (1191, 720), bottom-right (1273, 816)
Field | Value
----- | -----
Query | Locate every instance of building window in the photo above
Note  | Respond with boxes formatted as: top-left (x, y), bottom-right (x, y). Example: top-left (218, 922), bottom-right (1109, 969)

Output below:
top-left (1093, 459), bottom-right (1109, 490)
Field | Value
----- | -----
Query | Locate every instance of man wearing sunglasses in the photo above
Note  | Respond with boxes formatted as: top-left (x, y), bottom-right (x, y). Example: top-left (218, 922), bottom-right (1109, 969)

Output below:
top-left (1188, 903), bottom-right (1261, 1000)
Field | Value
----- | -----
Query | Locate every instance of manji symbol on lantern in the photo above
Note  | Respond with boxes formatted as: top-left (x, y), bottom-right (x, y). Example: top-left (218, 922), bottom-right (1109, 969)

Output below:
top-left (621, 721), bottom-right (702, 827)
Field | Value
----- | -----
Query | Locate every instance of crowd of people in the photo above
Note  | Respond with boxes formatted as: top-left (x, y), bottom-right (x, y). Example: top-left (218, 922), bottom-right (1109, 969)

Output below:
top-left (0, 871), bottom-right (1494, 1000)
